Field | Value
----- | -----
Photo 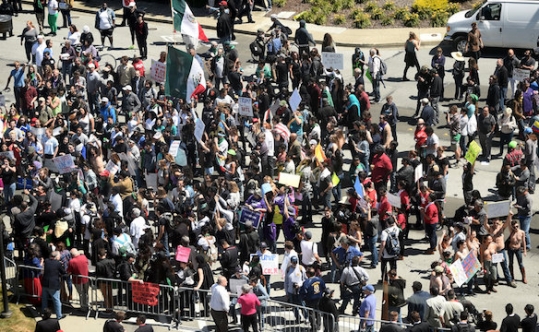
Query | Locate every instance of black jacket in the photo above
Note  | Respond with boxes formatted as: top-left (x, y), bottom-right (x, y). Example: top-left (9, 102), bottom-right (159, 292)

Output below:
top-left (35, 317), bottom-right (61, 332)
top-left (216, 12), bottom-right (232, 38)
top-left (42, 258), bottom-right (66, 290)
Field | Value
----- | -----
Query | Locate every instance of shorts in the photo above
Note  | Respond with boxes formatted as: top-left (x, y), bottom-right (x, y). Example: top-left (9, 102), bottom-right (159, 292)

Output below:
top-left (451, 133), bottom-right (461, 145)
top-left (100, 28), bottom-right (114, 37)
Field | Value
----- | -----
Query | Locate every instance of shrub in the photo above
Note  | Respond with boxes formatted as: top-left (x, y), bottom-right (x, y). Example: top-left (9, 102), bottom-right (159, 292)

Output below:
top-left (354, 12), bottom-right (372, 28)
top-left (356, 0), bottom-right (367, 4)
top-left (342, 0), bottom-right (354, 10)
top-left (273, 0), bottom-right (286, 7)
top-left (364, 1), bottom-right (378, 12)
top-left (383, 1), bottom-right (396, 11)
top-left (446, 3), bottom-right (460, 15)
top-left (393, 6), bottom-right (409, 20)
top-left (350, 7), bottom-right (363, 18)
top-left (334, 14), bottom-right (346, 25)
top-left (332, 0), bottom-right (343, 13)
top-left (314, 13), bottom-right (327, 25)
top-left (370, 7), bottom-right (384, 20)
top-left (431, 10), bottom-right (449, 27)
top-left (403, 12), bottom-right (420, 27)
top-left (380, 14), bottom-right (395, 26)
top-left (310, 0), bottom-right (331, 14)
top-left (412, 0), bottom-right (448, 19)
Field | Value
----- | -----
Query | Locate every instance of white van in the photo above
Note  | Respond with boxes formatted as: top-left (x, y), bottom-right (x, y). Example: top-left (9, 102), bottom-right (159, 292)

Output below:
top-left (445, 0), bottom-right (539, 52)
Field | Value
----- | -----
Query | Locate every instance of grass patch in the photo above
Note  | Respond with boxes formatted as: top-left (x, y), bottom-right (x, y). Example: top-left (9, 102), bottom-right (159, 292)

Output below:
top-left (0, 297), bottom-right (36, 332)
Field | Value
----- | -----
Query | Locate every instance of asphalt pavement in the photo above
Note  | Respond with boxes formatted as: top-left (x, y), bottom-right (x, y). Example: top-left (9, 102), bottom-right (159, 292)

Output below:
top-left (0, 6), bottom-right (538, 332)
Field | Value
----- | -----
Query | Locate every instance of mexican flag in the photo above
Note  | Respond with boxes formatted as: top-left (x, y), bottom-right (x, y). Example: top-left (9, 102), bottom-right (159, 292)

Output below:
top-left (172, 0), bottom-right (209, 42)
top-left (165, 46), bottom-right (206, 102)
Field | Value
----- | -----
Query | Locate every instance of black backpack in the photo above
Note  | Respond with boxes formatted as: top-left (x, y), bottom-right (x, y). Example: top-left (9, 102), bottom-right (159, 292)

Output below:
top-left (250, 40), bottom-right (264, 57)
top-left (385, 228), bottom-right (400, 256)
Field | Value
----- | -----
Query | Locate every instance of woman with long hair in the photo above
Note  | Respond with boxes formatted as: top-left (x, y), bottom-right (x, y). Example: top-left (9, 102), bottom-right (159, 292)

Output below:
top-left (193, 254), bottom-right (214, 317)
top-left (21, 21), bottom-right (39, 63)
top-left (23, 243), bottom-right (43, 305)
top-left (322, 33), bottom-right (336, 53)
top-left (403, 31), bottom-right (420, 81)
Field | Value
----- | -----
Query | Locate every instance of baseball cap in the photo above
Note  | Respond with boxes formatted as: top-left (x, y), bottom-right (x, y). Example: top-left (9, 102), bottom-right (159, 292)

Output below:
top-left (304, 230), bottom-right (312, 240)
top-left (508, 141), bottom-right (517, 149)
top-left (123, 85), bottom-right (132, 91)
top-left (87, 63), bottom-right (95, 69)
top-left (362, 284), bottom-right (375, 292)
top-left (524, 127), bottom-right (533, 135)
top-left (260, 242), bottom-right (268, 249)
top-left (101, 97), bottom-right (109, 103)
top-left (290, 256), bottom-right (298, 263)
top-left (434, 266), bottom-right (444, 273)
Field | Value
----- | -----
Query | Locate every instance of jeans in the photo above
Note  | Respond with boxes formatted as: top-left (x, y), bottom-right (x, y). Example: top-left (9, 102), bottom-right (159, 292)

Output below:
top-left (287, 292), bottom-right (307, 321)
top-left (380, 257), bottom-right (397, 282)
top-left (242, 313), bottom-right (258, 332)
top-left (60, 9), bottom-right (71, 27)
top-left (365, 235), bottom-right (378, 266)
top-left (499, 132), bottom-right (513, 155)
top-left (507, 248), bottom-right (524, 271)
top-left (42, 287), bottom-right (62, 318)
top-left (74, 282), bottom-right (89, 310)
top-left (454, 75), bottom-right (464, 99)
top-left (321, 190), bottom-right (332, 211)
top-left (61, 62), bottom-right (72, 82)
top-left (159, 231), bottom-right (170, 256)
top-left (340, 284), bottom-right (360, 313)
top-left (519, 215), bottom-right (532, 250)
top-left (431, 97), bottom-right (440, 124)
top-left (497, 249), bottom-right (512, 283)
top-left (4, 182), bottom-right (15, 205)
top-left (219, 36), bottom-right (231, 45)
top-left (509, 77), bottom-right (517, 99)
top-left (425, 223), bottom-right (438, 250)
top-left (372, 77), bottom-right (381, 102)
top-left (500, 87), bottom-right (507, 111)
top-left (305, 299), bottom-right (321, 332)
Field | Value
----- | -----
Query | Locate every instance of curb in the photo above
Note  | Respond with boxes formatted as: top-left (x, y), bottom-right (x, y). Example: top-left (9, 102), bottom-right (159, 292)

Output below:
top-left (20, 0), bottom-right (444, 48)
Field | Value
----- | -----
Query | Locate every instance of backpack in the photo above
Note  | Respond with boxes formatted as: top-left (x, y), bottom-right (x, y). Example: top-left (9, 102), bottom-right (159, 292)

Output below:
top-left (377, 56), bottom-right (388, 76)
top-left (456, 323), bottom-right (470, 332)
top-left (250, 40), bottom-right (264, 57)
top-left (115, 234), bottom-right (135, 259)
top-left (385, 228), bottom-right (400, 257)
top-left (310, 58), bottom-right (324, 79)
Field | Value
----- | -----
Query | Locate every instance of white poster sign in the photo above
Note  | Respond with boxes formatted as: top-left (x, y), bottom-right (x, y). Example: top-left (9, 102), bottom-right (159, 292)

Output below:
top-left (169, 140), bottom-right (181, 157)
top-left (269, 99), bottom-right (280, 116)
top-left (414, 164), bottom-right (423, 183)
top-left (194, 118), bottom-right (205, 142)
top-left (229, 278), bottom-right (247, 296)
top-left (484, 200), bottom-right (511, 219)
top-left (492, 253), bottom-right (504, 264)
top-left (105, 160), bottom-right (119, 175)
top-left (238, 97), bottom-right (254, 117)
top-left (52, 155), bottom-right (75, 174)
top-left (513, 68), bottom-right (530, 82)
top-left (387, 193), bottom-right (401, 208)
top-left (321, 52), bottom-right (344, 70)
top-left (251, 254), bottom-right (280, 275)
top-left (150, 60), bottom-right (167, 83)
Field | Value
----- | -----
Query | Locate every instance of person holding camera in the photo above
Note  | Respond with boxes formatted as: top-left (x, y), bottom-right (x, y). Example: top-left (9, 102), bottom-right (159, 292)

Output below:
top-left (339, 255), bottom-right (369, 315)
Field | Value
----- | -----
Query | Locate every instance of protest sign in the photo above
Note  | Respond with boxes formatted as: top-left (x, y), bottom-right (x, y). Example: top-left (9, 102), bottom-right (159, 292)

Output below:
top-left (150, 60), bottom-right (167, 83)
top-left (278, 172), bottom-right (301, 188)
top-left (513, 68), bottom-right (530, 82)
top-left (387, 193), bottom-right (401, 208)
top-left (251, 254), bottom-right (279, 275)
top-left (314, 144), bottom-right (326, 162)
top-left (331, 172), bottom-right (340, 186)
top-left (321, 52), bottom-right (344, 70)
top-left (132, 282), bottom-right (160, 306)
top-left (289, 88), bottom-right (302, 112)
top-left (462, 251), bottom-right (481, 281)
top-left (175, 246), bottom-right (191, 263)
top-left (484, 200), bottom-right (511, 219)
top-left (239, 207), bottom-right (263, 229)
top-left (238, 97), bottom-right (254, 117)
top-left (229, 278), bottom-right (247, 296)
top-left (354, 177), bottom-right (364, 198)
top-left (414, 164), bottom-right (423, 183)
top-left (105, 160), bottom-right (119, 176)
top-left (53, 155), bottom-right (75, 174)
top-left (31, 127), bottom-right (45, 142)
top-left (449, 259), bottom-right (468, 287)
top-left (52, 127), bottom-right (62, 137)
top-left (465, 140), bottom-right (482, 164)
top-left (194, 119), bottom-right (205, 142)
top-left (492, 253), bottom-right (504, 264)
top-left (169, 140), bottom-right (181, 157)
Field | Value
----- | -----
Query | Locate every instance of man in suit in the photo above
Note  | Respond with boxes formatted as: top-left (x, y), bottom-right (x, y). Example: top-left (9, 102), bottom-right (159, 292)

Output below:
top-left (34, 308), bottom-right (61, 332)
top-left (42, 251), bottom-right (67, 319)
top-left (132, 70), bottom-right (145, 100)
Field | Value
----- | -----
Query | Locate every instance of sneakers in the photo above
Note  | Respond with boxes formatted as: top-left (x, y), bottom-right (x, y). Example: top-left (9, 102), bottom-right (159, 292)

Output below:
top-left (129, 45), bottom-right (135, 50)
top-left (509, 281), bottom-right (517, 288)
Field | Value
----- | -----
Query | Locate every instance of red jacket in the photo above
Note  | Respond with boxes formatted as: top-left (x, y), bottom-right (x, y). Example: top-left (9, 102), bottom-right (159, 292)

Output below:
top-left (371, 153), bottom-right (392, 183)
top-left (424, 202), bottom-right (439, 225)
top-left (414, 128), bottom-right (427, 150)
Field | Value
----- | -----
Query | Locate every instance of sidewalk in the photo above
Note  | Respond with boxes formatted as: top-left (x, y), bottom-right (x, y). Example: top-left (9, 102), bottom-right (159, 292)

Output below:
top-left (31, 0), bottom-right (446, 47)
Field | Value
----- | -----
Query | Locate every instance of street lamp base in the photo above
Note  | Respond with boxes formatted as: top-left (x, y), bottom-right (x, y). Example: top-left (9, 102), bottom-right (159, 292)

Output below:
top-left (1, 311), bottom-right (12, 318)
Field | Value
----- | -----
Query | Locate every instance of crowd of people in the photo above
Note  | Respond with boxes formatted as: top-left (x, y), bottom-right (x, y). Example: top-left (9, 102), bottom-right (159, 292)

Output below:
top-left (0, 1), bottom-right (537, 332)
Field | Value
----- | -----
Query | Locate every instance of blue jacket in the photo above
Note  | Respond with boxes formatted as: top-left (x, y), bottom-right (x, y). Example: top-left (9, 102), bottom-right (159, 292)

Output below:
top-left (99, 103), bottom-right (117, 124)
top-left (300, 276), bottom-right (326, 302)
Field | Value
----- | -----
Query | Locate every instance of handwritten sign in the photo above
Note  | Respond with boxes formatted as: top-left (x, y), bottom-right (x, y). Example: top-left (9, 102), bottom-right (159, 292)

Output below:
top-left (239, 207), bottom-right (262, 229)
top-left (414, 164), bottom-right (423, 183)
top-left (492, 253), bottom-right (504, 264)
top-left (449, 259), bottom-right (468, 287)
top-left (465, 140), bottom-right (482, 164)
top-left (194, 118), bottom-right (205, 142)
top-left (105, 160), bottom-right (119, 176)
top-left (513, 68), bottom-right (530, 82)
top-left (322, 52), bottom-right (344, 70)
top-left (150, 60), bottom-right (166, 83)
top-left (53, 155), bottom-right (75, 174)
top-left (132, 282), bottom-right (160, 306)
top-left (251, 253), bottom-right (279, 275)
top-left (484, 200), bottom-right (511, 219)
top-left (387, 193), bottom-right (401, 208)
top-left (175, 246), bottom-right (191, 263)
top-left (289, 88), bottom-right (302, 112)
top-left (278, 172), bottom-right (301, 188)
top-left (238, 97), bottom-right (254, 117)
top-left (169, 140), bottom-right (181, 157)
top-left (52, 127), bottom-right (62, 137)
top-left (462, 251), bottom-right (481, 281)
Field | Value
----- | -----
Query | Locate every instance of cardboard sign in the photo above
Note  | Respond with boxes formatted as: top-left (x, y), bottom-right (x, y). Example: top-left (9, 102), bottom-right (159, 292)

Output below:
top-left (239, 207), bottom-right (262, 229)
top-left (449, 259), bottom-right (468, 287)
top-left (387, 193), bottom-right (401, 208)
top-left (132, 282), bottom-right (160, 306)
top-left (229, 278), bottom-right (247, 296)
top-left (289, 88), bottom-right (302, 112)
top-left (465, 140), bottom-right (482, 164)
top-left (251, 253), bottom-right (279, 275)
top-left (238, 97), bottom-right (254, 117)
top-left (175, 246), bottom-right (191, 263)
top-left (194, 118), bottom-right (205, 142)
top-left (279, 172), bottom-right (301, 188)
top-left (53, 155), bottom-right (75, 174)
top-left (150, 60), bottom-right (167, 83)
top-left (461, 251), bottom-right (481, 281)
top-left (414, 164), bottom-right (423, 183)
top-left (492, 253), bottom-right (504, 264)
top-left (484, 200), bottom-right (511, 219)
top-left (322, 52), bottom-right (344, 70)
top-left (105, 160), bottom-right (119, 176)
top-left (513, 68), bottom-right (530, 82)
top-left (314, 144), bottom-right (326, 163)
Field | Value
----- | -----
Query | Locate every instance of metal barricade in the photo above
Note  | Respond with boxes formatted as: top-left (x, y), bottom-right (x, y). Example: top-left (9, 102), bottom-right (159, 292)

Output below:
top-left (94, 277), bottom-right (177, 329)
top-left (69, 274), bottom-right (97, 320)
top-left (16, 264), bottom-right (44, 305)
top-left (337, 315), bottom-right (413, 332)
top-left (264, 299), bottom-right (321, 331)
top-left (3, 256), bottom-right (17, 300)
top-left (175, 287), bottom-right (213, 328)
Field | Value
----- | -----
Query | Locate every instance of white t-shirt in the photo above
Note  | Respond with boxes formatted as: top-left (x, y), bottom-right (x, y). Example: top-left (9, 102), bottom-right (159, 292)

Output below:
top-left (426, 133), bottom-right (439, 155)
top-left (380, 225), bottom-right (400, 259)
top-left (300, 239), bottom-right (318, 266)
top-left (98, 10), bottom-right (113, 30)
top-left (130, 216), bottom-right (148, 249)
top-left (48, 0), bottom-right (58, 15)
